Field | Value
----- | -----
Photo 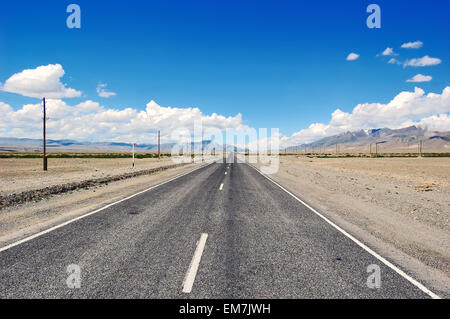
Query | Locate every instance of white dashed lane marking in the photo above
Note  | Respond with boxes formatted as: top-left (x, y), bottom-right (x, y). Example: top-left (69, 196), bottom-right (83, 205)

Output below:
top-left (182, 233), bottom-right (208, 293)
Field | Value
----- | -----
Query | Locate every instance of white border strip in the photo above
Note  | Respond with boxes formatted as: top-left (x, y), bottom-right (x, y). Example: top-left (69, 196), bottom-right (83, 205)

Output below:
top-left (182, 233), bottom-right (208, 293)
top-left (0, 163), bottom-right (212, 253)
top-left (247, 163), bottom-right (441, 299)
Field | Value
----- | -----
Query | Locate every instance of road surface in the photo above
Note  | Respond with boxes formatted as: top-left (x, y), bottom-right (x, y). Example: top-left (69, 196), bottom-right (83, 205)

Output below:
top-left (0, 159), bottom-right (436, 298)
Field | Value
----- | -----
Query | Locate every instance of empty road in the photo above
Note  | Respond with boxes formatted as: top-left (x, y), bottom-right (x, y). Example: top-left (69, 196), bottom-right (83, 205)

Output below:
top-left (0, 159), bottom-right (437, 298)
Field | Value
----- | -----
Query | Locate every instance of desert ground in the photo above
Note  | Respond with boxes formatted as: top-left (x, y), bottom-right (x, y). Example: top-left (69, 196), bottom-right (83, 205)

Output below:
top-left (0, 156), bottom-right (180, 196)
top-left (257, 155), bottom-right (450, 294)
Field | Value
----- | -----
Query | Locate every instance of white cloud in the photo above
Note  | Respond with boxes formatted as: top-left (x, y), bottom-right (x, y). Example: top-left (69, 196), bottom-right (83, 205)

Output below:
top-left (284, 86), bottom-right (450, 146)
top-left (388, 58), bottom-right (401, 65)
top-left (411, 114), bottom-right (450, 131)
top-left (346, 53), bottom-right (360, 61)
top-left (76, 100), bottom-right (104, 113)
top-left (97, 83), bottom-right (117, 98)
top-left (406, 74), bottom-right (432, 83)
top-left (0, 99), bottom-right (247, 144)
top-left (0, 102), bottom-right (12, 113)
top-left (380, 47), bottom-right (397, 56)
top-left (1, 64), bottom-right (81, 99)
top-left (401, 41), bottom-right (423, 49)
top-left (403, 55), bottom-right (441, 67)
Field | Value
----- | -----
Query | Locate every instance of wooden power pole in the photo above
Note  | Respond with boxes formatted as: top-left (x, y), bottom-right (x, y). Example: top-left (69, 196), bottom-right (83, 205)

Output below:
top-left (43, 98), bottom-right (47, 171)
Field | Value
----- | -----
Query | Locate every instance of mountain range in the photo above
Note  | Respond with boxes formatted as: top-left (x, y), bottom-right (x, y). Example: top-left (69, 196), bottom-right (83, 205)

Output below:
top-left (1, 126), bottom-right (449, 153)
top-left (286, 126), bottom-right (450, 152)
top-left (0, 137), bottom-right (241, 153)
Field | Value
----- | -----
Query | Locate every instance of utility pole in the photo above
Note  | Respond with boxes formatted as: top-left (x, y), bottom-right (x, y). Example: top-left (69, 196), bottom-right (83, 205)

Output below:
top-left (42, 98), bottom-right (47, 171)
top-left (158, 130), bottom-right (160, 160)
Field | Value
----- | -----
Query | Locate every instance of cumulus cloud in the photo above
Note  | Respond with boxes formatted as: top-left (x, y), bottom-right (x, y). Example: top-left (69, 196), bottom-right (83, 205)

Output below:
top-left (346, 53), bottom-right (360, 61)
top-left (409, 113), bottom-right (450, 131)
top-left (401, 41), bottom-right (423, 49)
top-left (1, 64), bottom-right (81, 98)
top-left (97, 83), bottom-right (117, 98)
top-left (0, 102), bottom-right (12, 113)
top-left (0, 99), bottom-right (247, 144)
top-left (403, 55), bottom-right (441, 67)
top-left (406, 74), bottom-right (432, 83)
top-left (284, 86), bottom-right (450, 146)
top-left (387, 55), bottom-right (441, 68)
top-left (380, 47), bottom-right (397, 56)
top-left (388, 58), bottom-right (401, 65)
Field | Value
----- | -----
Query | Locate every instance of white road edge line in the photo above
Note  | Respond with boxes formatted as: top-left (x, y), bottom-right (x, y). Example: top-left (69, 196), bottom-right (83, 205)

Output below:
top-left (183, 233), bottom-right (208, 293)
top-left (247, 163), bottom-right (441, 299)
top-left (0, 163), bottom-right (212, 253)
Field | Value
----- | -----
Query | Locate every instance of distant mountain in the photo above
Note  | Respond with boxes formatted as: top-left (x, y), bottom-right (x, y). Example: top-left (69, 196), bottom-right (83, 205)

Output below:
top-left (286, 126), bottom-right (450, 151)
top-left (3, 125), bottom-right (448, 153)
top-left (0, 137), bottom-right (243, 153)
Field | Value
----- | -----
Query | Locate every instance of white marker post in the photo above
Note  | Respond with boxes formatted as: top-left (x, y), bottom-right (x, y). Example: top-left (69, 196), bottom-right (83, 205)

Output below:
top-left (132, 143), bottom-right (136, 168)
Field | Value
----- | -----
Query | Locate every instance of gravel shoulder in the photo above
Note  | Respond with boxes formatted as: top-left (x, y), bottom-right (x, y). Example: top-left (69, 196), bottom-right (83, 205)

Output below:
top-left (256, 156), bottom-right (450, 297)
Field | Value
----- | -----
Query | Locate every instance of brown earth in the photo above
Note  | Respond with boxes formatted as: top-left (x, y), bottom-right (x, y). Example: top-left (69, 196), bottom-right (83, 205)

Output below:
top-left (0, 157), bottom-right (174, 196)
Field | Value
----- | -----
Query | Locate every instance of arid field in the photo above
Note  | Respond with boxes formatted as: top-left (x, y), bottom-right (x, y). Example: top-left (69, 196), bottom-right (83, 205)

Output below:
top-left (0, 156), bottom-right (175, 196)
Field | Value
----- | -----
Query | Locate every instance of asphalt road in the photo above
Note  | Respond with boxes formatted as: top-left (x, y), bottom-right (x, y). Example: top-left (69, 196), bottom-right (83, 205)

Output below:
top-left (0, 158), bottom-right (434, 298)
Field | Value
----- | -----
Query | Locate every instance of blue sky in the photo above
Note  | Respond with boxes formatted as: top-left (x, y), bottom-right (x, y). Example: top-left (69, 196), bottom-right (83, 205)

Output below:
top-left (0, 0), bottom-right (449, 145)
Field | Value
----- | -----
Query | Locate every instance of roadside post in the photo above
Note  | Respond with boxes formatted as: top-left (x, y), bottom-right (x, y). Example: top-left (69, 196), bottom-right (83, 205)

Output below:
top-left (42, 97), bottom-right (48, 171)
top-left (132, 143), bottom-right (136, 168)
top-left (158, 130), bottom-right (161, 160)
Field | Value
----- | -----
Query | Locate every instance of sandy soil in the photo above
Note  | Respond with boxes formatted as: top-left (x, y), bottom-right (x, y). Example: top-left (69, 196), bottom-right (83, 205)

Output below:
top-left (257, 156), bottom-right (450, 296)
top-left (0, 157), bottom-right (175, 196)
